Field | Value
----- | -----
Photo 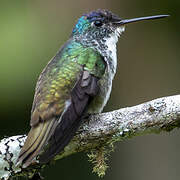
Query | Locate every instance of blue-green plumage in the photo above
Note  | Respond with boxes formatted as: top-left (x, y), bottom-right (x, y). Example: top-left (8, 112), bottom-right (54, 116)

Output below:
top-left (16, 9), bottom-right (169, 167)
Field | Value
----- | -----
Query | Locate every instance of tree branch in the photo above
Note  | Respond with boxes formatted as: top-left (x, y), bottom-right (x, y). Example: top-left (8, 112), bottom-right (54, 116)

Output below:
top-left (1, 95), bottom-right (180, 179)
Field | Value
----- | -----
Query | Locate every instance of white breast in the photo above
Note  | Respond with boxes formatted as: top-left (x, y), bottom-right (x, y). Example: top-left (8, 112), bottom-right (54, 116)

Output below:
top-left (105, 26), bottom-right (125, 73)
top-left (104, 26), bottom-right (125, 75)
top-left (99, 26), bottom-right (125, 110)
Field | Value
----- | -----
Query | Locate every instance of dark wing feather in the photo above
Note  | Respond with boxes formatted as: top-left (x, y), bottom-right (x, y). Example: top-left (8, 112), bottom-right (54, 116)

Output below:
top-left (39, 70), bottom-right (99, 163)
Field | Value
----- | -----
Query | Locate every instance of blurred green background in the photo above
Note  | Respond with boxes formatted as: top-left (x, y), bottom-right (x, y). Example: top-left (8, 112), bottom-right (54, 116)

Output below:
top-left (0, 0), bottom-right (180, 179)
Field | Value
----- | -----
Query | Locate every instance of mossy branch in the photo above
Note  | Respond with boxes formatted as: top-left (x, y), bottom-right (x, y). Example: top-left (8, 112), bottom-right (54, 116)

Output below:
top-left (1, 95), bottom-right (180, 179)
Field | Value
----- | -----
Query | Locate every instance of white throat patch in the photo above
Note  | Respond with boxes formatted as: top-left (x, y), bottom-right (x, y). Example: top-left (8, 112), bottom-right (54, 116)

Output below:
top-left (104, 26), bottom-right (125, 71)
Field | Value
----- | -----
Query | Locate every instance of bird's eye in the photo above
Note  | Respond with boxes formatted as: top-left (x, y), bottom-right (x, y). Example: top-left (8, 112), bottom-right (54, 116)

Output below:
top-left (94, 20), bottom-right (103, 27)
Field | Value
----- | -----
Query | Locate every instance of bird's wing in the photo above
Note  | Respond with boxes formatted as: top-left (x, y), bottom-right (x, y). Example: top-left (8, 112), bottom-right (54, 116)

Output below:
top-left (39, 70), bottom-right (100, 163)
top-left (16, 42), bottom-right (106, 167)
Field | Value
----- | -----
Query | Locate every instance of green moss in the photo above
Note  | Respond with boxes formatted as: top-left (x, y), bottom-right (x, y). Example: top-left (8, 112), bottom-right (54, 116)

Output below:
top-left (87, 145), bottom-right (114, 178)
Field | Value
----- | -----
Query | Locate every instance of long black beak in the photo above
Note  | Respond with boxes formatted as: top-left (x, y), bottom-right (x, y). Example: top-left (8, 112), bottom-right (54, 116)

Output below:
top-left (116, 15), bottom-right (169, 25)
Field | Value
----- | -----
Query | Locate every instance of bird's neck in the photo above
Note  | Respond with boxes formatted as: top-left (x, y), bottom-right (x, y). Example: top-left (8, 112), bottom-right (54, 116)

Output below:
top-left (74, 26), bottom-right (125, 74)
top-left (76, 26), bottom-right (124, 57)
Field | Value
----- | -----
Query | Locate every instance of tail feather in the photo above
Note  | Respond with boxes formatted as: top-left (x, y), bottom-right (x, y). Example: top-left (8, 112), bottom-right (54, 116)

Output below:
top-left (39, 117), bottom-right (81, 163)
top-left (16, 118), bottom-right (57, 168)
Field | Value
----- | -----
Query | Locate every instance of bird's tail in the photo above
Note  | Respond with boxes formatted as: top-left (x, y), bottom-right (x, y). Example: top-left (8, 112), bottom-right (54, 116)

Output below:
top-left (16, 118), bottom-right (57, 168)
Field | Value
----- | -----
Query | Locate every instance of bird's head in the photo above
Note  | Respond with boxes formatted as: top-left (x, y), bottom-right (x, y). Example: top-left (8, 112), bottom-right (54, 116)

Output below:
top-left (72, 9), bottom-right (168, 43)
top-left (72, 9), bottom-right (125, 40)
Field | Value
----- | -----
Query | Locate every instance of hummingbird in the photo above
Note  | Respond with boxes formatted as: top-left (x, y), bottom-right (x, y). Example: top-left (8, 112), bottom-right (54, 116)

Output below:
top-left (16, 9), bottom-right (168, 168)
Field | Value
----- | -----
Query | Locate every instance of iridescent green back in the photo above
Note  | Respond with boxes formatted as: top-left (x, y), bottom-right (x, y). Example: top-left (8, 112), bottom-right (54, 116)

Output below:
top-left (30, 39), bottom-right (105, 126)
